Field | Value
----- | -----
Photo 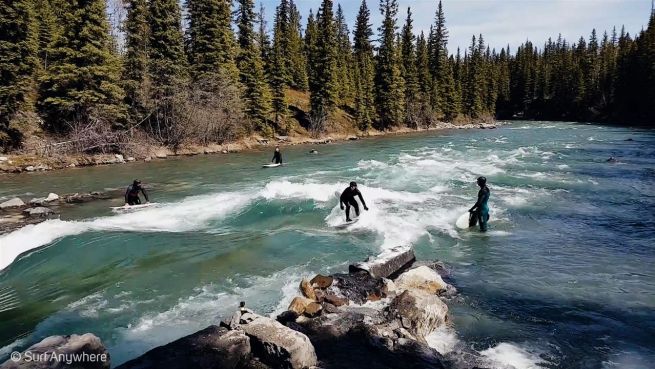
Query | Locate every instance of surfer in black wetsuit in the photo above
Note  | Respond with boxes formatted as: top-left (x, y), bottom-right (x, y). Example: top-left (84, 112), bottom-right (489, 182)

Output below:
top-left (272, 146), bottom-right (283, 165)
top-left (125, 180), bottom-right (149, 206)
top-left (469, 176), bottom-right (490, 232)
top-left (340, 181), bottom-right (369, 222)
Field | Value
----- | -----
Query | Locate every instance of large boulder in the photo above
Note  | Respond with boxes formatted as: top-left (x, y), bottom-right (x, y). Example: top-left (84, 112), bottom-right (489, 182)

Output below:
top-left (394, 266), bottom-right (447, 295)
top-left (287, 296), bottom-right (314, 316)
top-left (45, 193), bottom-right (60, 202)
top-left (349, 246), bottom-right (415, 278)
top-left (299, 279), bottom-right (316, 301)
top-left (388, 290), bottom-right (448, 340)
top-left (0, 198), bottom-right (25, 209)
top-left (310, 275), bottom-right (333, 289)
top-left (241, 316), bottom-right (317, 369)
top-left (2, 333), bottom-right (109, 369)
top-left (116, 326), bottom-right (251, 369)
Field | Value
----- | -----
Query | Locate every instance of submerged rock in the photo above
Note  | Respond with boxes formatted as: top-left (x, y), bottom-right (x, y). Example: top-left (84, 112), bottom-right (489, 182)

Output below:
top-left (2, 333), bottom-right (110, 369)
top-left (241, 315), bottom-right (317, 369)
top-left (116, 326), bottom-right (251, 369)
top-left (0, 198), bottom-right (25, 209)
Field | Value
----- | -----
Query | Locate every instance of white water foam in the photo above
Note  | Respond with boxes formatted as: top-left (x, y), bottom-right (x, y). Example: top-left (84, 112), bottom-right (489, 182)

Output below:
top-left (480, 342), bottom-right (546, 369)
top-left (0, 192), bottom-right (254, 271)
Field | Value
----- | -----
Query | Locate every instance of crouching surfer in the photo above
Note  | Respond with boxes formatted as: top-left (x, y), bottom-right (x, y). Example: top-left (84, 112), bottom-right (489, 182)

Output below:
top-left (125, 179), bottom-right (149, 206)
top-left (469, 176), bottom-right (490, 232)
top-left (340, 181), bottom-right (368, 222)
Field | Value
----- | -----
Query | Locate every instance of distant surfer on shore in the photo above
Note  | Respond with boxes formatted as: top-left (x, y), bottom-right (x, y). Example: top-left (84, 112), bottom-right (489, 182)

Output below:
top-left (469, 176), bottom-right (490, 232)
top-left (272, 146), bottom-right (283, 165)
top-left (340, 181), bottom-right (369, 222)
top-left (125, 179), bottom-right (149, 206)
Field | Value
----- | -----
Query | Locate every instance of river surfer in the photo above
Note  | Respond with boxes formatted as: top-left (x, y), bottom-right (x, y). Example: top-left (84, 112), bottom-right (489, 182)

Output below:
top-left (125, 179), bottom-right (149, 206)
top-left (272, 146), bottom-right (283, 165)
top-left (469, 176), bottom-right (490, 232)
top-left (340, 181), bottom-right (369, 222)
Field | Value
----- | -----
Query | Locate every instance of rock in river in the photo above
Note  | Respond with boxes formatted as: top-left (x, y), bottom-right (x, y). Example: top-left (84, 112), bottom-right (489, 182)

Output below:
top-left (0, 198), bottom-right (25, 209)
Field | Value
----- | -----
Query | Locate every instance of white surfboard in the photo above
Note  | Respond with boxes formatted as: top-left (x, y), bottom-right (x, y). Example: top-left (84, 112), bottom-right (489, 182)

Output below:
top-left (111, 203), bottom-right (157, 212)
top-left (456, 212), bottom-right (472, 229)
top-left (262, 163), bottom-right (282, 168)
top-left (335, 217), bottom-right (359, 229)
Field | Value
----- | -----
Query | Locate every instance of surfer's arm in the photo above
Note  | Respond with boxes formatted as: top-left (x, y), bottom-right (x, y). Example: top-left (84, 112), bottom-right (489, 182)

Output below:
top-left (357, 191), bottom-right (368, 210)
top-left (124, 187), bottom-right (131, 204)
top-left (469, 192), bottom-right (483, 212)
top-left (141, 187), bottom-right (149, 202)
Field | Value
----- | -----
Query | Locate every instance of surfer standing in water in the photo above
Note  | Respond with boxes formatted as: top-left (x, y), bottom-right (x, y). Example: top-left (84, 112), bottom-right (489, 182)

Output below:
top-left (469, 176), bottom-right (490, 232)
top-left (125, 180), bottom-right (149, 206)
top-left (340, 181), bottom-right (369, 222)
top-left (272, 146), bottom-right (283, 165)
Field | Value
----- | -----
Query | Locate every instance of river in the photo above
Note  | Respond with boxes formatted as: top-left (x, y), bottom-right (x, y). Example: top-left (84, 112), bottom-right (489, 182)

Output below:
top-left (0, 121), bottom-right (654, 368)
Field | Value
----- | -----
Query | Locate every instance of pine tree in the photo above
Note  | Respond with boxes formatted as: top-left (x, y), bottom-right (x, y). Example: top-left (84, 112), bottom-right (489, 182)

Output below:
top-left (236, 0), bottom-right (272, 131)
top-left (305, 9), bottom-right (319, 103)
top-left (463, 35), bottom-right (484, 118)
top-left (310, 0), bottom-right (338, 120)
top-left (287, 1), bottom-right (308, 90)
top-left (186, 0), bottom-right (239, 82)
top-left (429, 0), bottom-right (448, 113)
top-left (257, 3), bottom-right (272, 78)
top-left (38, 0), bottom-right (125, 131)
top-left (335, 4), bottom-right (353, 105)
top-left (0, 0), bottom-right (38, 149)
top-left (352, 0), bottom-right (376, 131)
top-left (375, 0), bottom-right (405, 129)
top-left (33, 0), bottom-right (59, 75)
top-left (270, 3), bottom-right (288, 128)
top-left (400, 7), bottom-right (418, 126)
top-left (122, 0), bottom-right (150, 120)
top-left (148, 0), bottom-right (188, 99)
top-left (415, 31), bottom-right (433, 125)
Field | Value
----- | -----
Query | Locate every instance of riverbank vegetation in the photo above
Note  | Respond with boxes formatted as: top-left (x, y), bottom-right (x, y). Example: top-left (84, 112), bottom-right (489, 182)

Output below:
top-left (1, 0), bottom-right (654, 154)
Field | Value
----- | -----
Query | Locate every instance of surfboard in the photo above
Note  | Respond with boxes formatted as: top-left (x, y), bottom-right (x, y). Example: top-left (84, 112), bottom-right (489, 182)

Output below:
top-left (456, 212), bottom-right (472, 229)
top-left (111, 203), bottom-right (157, 212)
top-left (262, 163), bottom-right (282, 168)
top-left (335, 217), bottom-right (359, 229)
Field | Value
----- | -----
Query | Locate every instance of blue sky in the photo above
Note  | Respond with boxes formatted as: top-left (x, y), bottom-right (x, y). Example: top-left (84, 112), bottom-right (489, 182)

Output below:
top-left (257, 0), bottom-right (652, 52)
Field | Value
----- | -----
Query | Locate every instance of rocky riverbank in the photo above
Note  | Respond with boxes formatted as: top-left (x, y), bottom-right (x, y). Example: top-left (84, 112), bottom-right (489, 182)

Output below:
top-left (2, 247), bottom-right (498, 369)
top-left (0, 122), bottom-right (497, 174)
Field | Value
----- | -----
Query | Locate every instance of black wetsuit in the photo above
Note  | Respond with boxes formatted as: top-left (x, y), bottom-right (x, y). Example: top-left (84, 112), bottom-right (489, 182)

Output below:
top-left (340, 187), bottom-right (367, 221)
top-left (469, 186), bottom-right (490, 232)
top-left (272, 151), bottom-right (283, 164)
top-left (125, 184), bottom-right (149, 205)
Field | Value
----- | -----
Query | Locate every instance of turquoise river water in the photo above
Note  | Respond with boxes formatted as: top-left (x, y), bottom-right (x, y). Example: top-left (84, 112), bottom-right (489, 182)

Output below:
top-left (0, 121), bottom-right (653, 368)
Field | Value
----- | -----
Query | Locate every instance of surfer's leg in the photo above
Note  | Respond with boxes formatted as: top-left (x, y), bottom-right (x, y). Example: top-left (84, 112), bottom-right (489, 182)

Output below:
top-left (345, 203), bottom-right (352, 221)
top-left (479, 211), bottom-right (488, 232)
top-left (350, 200), bottom-right (360, 217)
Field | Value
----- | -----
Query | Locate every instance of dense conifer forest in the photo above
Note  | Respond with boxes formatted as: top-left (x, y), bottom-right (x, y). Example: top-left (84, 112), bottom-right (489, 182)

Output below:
top-left (1, 0), bottom-right (654, 152)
